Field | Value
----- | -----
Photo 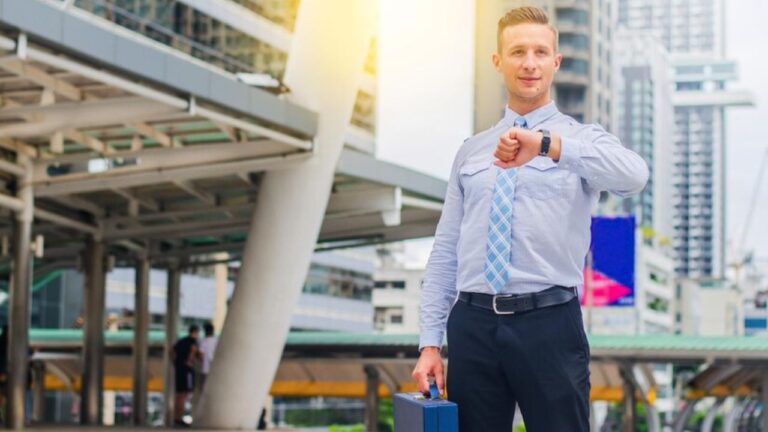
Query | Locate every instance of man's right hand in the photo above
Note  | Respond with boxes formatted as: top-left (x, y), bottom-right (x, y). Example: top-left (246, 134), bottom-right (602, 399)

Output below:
top-left (411, 346), bottom-right (445, 397)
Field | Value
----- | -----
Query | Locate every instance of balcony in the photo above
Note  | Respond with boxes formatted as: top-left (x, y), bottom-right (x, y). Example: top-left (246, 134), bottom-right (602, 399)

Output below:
top-left (556, 71), bottom-right (590, 86)
top-left (673, 89), bottom-right (755, 108)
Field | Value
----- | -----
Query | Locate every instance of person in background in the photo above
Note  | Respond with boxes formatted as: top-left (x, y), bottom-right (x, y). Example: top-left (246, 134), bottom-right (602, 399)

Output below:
top-left (198, 322), bottom-right (218, 391)
top-left (172, 324), bottom-right (200, 427)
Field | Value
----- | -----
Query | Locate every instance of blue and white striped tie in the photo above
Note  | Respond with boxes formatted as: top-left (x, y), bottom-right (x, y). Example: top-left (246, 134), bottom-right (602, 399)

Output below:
top-left (484, 116), bottom-right (526, 292)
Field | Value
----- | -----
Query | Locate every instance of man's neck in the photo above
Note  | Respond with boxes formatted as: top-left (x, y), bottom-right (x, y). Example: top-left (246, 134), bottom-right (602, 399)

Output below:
top-left (507, 96), bottom-right (552, 116)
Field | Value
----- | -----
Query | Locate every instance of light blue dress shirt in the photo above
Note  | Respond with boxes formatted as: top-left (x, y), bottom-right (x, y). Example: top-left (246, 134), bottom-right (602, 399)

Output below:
top-left (419, 101), bottom-right (649, 350)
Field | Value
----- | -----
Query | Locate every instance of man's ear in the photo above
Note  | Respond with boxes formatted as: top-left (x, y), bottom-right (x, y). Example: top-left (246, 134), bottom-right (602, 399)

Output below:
top-left (553, 53), bottom-right (563, 72)
top-left (492, 51), bottom-right (501, 72)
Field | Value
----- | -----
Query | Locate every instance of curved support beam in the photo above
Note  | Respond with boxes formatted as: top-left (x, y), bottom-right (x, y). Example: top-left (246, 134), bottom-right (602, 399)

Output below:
top-left (619, 364), bottom-right (660, 432)
top-left (723, 398), bottom-right (747, 432)
top-left (702, 397), bottom-right (725, 432)
top-left (672, 401), bottom-right (698, 432)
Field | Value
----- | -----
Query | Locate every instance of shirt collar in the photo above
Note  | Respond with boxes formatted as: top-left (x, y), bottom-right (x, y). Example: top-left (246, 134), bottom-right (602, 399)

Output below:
top-left (500, 101), bottom-right (559, 130)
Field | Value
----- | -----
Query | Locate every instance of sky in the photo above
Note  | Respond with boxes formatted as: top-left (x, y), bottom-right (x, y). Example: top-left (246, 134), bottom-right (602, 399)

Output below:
top-left (723, 0), bottom-right (768, 266)
top-left (376, 0), bottom-right (768, 270)
top-left (376, 0), bottom-right (475, 267)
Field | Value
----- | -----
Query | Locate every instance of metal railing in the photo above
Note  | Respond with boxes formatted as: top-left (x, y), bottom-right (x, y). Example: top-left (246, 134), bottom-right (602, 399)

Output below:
top-left (66, 0), bottom-right (258, 74)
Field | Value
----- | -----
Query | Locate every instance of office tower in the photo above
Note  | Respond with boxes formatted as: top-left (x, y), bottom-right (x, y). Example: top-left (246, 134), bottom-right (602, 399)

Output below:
top-left (618, 0), bottom-right (752, 278)
top-left (613, 28), bottom-right (674, 242)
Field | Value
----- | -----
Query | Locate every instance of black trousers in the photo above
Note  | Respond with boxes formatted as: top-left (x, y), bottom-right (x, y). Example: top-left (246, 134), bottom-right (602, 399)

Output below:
top-left (446, 296), bottom-right (591, 432)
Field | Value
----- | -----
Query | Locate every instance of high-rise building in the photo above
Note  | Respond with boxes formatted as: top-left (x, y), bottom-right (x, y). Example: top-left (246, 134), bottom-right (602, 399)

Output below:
top-left (475, 0), bottom-right (614, 132)
top-left (617, 0), bottom-right (753, 278)
top-left (613, 28), bottom-right (674, 242)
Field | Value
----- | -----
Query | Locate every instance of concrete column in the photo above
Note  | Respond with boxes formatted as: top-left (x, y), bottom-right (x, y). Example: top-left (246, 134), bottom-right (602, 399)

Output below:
top-left (6, 155), bottom-right (33, 430)
top-left (763, 372), bottom-right (768, 432)
top-left (132, 255), bottom-right (150, 425)
top-left (103, 391), bottom-right (116, 426)
top-left (163, 264), bottom-right (181, 427)
top-left (621, 369), bottom-right (636, 432)
top-left (364, 365), bottom-right (380, 432)
top-left (80, 238), bottom-right (106, 425)
top-left (31, 361), bottom-right (45, 423)
top-left (213, 252), bottom-right (228, 332)
top-left (193, 0), bottom-right (375, 428)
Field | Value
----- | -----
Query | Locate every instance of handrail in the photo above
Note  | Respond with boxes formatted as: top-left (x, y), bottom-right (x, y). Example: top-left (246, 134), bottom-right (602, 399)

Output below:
top-left (69, 0), bottom-right (258, 74)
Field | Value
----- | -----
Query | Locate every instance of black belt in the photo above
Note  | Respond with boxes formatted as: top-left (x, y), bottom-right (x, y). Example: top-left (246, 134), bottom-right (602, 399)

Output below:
top-left (458, 285), bottom-right (577, 315)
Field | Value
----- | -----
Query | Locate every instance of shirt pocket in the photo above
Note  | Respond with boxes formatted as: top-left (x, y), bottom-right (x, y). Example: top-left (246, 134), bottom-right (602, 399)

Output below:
top-left (459, 160), bottom-right (492, 204)
top-left (516, 157), bottom-right (567, 200)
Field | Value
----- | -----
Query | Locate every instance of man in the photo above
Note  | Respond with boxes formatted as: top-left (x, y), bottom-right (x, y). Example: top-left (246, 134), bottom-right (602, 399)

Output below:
top-left (172, 324), bottom-right (200, 426)
top-left (198, 322), bottom-right (218, 390)
top-left (411, 6), bottom-right (648, 431)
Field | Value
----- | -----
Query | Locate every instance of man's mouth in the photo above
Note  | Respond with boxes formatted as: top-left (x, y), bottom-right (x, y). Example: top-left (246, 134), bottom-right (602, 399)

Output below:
top-left (518, 77), bottom-right (540, 85)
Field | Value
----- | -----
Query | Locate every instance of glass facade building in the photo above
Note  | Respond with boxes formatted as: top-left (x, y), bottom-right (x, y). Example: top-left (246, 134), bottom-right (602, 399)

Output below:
top-left (618, 0), bottom-right (749, 278)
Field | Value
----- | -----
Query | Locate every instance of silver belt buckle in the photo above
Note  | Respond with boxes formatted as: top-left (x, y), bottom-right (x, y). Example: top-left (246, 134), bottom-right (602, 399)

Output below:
top-left (492, 294), bottom-right (516, 315)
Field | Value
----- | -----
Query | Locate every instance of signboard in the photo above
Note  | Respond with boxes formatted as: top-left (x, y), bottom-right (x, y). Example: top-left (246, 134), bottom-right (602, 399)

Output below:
top-left (581, 216), bottom-right (635, 307)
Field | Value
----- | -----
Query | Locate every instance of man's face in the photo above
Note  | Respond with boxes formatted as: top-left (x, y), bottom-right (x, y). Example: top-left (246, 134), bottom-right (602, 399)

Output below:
top-left (492, 23), bottom-right (561, 104)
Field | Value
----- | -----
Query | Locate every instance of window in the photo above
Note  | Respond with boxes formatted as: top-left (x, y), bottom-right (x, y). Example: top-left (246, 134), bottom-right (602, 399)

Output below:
top-left (676, 82), bottom-right (702, 91)
top-left (561, 58), bottom-right (588, 75)
top-left (675, 65), bottom-right (704, 75)
top-left (374, 280), bottom-right (406, 289)
top-left (556, 8), bottom-right (588, 25)
top-left (711, 63), bottom-right (735, 74)
top-left (559, 34), bottom-right (589, 50)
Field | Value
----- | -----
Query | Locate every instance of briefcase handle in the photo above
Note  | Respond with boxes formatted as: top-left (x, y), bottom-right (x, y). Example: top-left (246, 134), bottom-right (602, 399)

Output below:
top-left (428, 382), bottom-right (440, 400)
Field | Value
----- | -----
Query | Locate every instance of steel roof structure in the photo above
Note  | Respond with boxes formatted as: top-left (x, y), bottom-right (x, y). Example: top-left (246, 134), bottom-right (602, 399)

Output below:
top-left (0, 0), bottom-right (446, 275)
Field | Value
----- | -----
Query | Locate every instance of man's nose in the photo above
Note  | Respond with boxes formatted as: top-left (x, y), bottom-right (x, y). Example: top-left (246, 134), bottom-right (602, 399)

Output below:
top-left (522, 52), bottom-right (537, 70)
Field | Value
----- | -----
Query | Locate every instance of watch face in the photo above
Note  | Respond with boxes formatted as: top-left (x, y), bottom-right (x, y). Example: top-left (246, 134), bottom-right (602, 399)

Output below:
top-left (539, 130), bottom-right (551, 156)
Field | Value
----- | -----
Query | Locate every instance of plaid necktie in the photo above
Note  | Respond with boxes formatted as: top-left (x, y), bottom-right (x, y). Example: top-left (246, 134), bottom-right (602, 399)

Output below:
top-left (484, 116), bottom-right (526, 292)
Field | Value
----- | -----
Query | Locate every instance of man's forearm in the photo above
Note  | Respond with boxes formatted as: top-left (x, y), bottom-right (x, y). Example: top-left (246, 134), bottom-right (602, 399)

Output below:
top-left (550, 130), bottom-right (648, 195)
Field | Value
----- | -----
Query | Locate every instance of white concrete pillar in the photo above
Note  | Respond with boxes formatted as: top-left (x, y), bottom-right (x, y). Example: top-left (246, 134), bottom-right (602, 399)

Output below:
top-left (102, 391), bottom-right (115, 426)
top-left (193, 0), bottom-right (376, 428)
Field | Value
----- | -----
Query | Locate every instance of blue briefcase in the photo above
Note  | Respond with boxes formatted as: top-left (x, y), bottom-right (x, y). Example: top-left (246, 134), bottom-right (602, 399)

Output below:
top-left (393, 383), bottom-right (458, 432)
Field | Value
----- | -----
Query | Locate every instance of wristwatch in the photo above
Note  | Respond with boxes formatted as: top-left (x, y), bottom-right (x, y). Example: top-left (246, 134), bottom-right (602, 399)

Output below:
top-left (538, 129), bottom-right (551, 157)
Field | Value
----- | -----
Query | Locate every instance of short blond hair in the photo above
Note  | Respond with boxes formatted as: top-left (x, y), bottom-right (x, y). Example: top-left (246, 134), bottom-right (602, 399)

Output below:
top-left (497, 6), bottom-right (559, 52)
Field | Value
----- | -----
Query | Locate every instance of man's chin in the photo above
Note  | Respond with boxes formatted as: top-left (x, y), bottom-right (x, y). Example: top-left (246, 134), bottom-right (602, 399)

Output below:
top-left (511, 90), bottom-right (544, 101)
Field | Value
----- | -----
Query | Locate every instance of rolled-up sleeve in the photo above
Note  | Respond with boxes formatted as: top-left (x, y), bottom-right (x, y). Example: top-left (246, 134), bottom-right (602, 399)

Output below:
top-left (557, 124), bottom-right (649, 197)
top-left (419, 152), bottom-right (464, 351)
